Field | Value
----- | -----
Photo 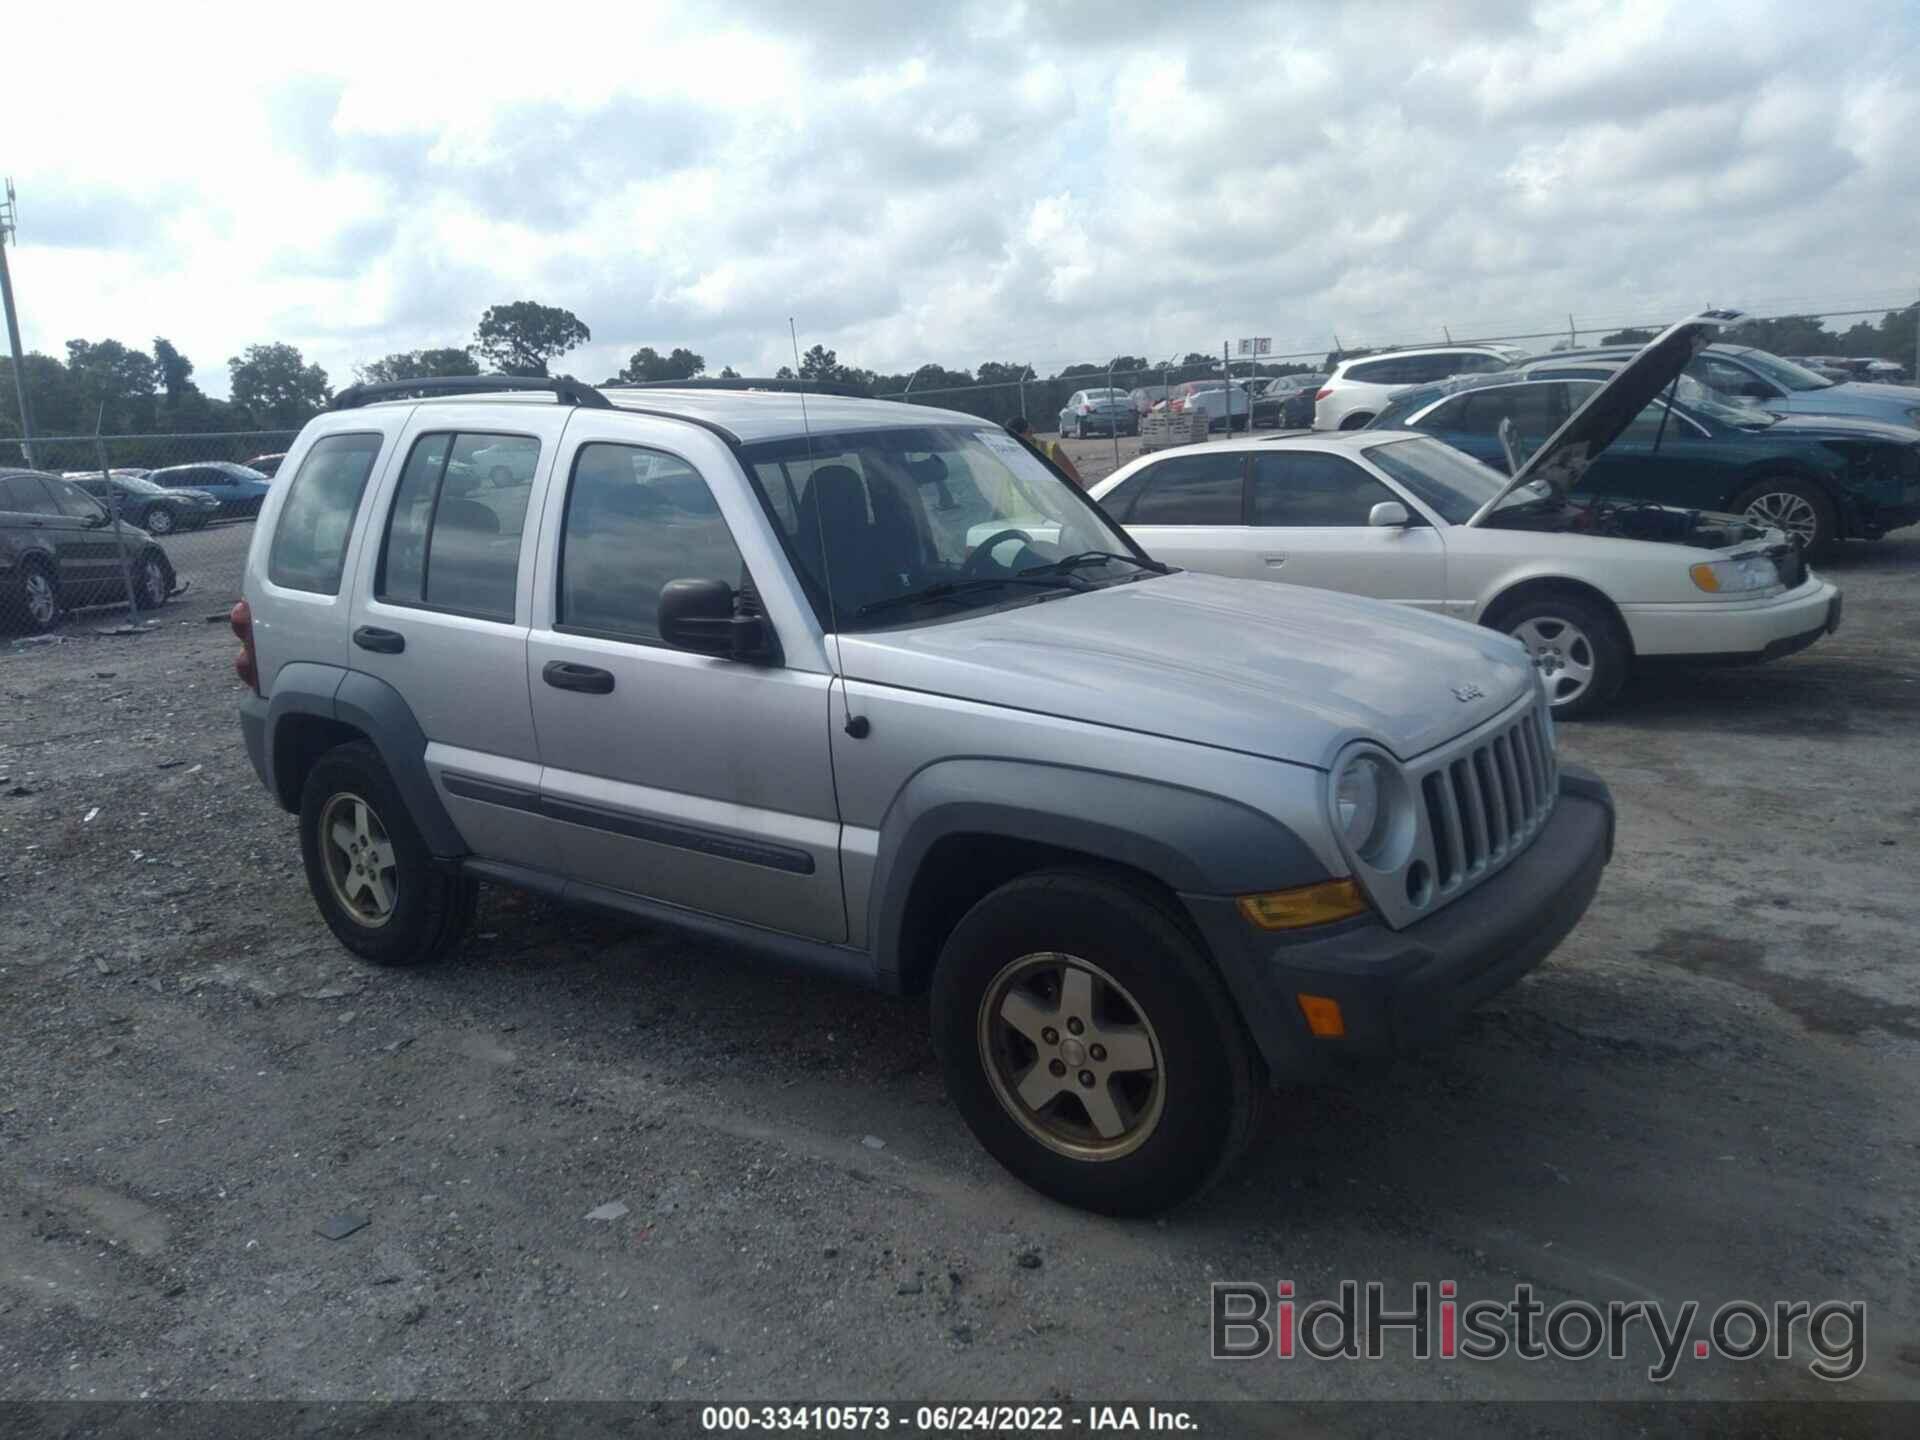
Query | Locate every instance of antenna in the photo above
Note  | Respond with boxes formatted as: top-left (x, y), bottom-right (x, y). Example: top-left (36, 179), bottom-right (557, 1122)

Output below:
top-left (789, 319), bottom-right (866, 739)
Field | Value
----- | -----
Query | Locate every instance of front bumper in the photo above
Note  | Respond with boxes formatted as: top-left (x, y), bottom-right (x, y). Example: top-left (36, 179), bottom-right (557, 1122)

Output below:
top-left (1617, 577), bottom-right (1840, 661)
top-left (1183, 765), bottom-right (1614, 1082)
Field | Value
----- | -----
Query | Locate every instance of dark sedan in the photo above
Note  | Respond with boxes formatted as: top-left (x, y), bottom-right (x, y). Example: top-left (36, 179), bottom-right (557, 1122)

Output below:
top-left (1371, 370), bottom-right (1920, 555)
top-left (145, 462), bottom-right (274, 519)
top-left (1251, 374), bottom-right (1326, 428)
top-left (67, 472), bottom-right (220, 535)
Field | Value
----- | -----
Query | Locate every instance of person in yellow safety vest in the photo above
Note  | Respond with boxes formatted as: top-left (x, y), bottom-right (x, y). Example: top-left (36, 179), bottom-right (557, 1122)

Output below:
top-left (1005, 416), bottom-right (1086, 489)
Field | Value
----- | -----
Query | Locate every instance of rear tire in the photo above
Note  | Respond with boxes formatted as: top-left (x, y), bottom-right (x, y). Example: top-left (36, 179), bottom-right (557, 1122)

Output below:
top-left (930, 870), bottom-right (1259, 1216)
top-left (1488, 590), bottom-right (1628, 719)
top-left (1339, 412), bottom-right (1374, 430)
top-left (1731, 476), bottom-right (1835, 557)
top-left (299, 741), bottom-right (477, 966)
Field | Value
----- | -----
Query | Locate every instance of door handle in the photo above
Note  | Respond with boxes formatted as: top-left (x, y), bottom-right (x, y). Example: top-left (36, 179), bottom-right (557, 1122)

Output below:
top-left (1261, 554), bottom-right (1287, 567)
top-left (543, 660), bottom-right (615, 695)
top-left (352, 625), bottom-right (405, 654)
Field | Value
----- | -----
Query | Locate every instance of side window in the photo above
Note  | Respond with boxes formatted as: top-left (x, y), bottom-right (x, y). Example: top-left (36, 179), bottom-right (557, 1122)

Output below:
top-left (1250, 453), bottom-right (1401, 527)
top-left (1694, 355), bottom-right (1769, 399)
top-left (2, 475), bottom-right (62, 515)
top-left (49, 478), bottom-right (105, 519)
top-left (558, 443), bottom-right (746, 644)
top-left (1125, 454), bottom-right (1245, 525)
top-left (268, 433), bottom-right (384, 595)
top-left (377, 432), bottom-right (536, 621)
top-left (1414, 394), bottom-right (1472, 431)
top-left (1344, 358), bottom-right (1391, 384)
top-left (1459, 385), bottom-right (1557, 439)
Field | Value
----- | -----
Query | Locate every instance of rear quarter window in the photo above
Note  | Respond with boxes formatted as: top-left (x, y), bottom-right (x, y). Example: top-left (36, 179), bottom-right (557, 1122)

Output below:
top-left (267, 434), bottom-right (384, 595)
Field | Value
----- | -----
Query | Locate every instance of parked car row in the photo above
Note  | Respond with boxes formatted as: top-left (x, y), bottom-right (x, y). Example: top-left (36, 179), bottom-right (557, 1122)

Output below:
top-left (1090, 314), bottom-right (1847, 718)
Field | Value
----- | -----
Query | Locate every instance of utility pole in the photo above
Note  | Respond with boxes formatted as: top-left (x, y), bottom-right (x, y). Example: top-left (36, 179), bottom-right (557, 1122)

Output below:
top-left (0, 179), bottom-right (36, 468)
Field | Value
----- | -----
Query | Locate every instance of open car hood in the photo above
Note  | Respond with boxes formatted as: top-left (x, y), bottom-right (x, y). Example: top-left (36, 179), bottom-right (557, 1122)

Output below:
top-left (1465, 310), bottom-right (1745, 527)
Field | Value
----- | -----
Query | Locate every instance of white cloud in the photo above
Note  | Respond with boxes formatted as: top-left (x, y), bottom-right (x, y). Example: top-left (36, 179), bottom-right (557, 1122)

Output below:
top-left (4, 0), bottom-right (1916, 405)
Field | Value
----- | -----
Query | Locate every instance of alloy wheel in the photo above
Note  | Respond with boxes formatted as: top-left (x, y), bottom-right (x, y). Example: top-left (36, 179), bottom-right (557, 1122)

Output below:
top-left (141, 557), bottom-right (169, 608)
top-left (1743, 491), bottom-right (1819, 549)
top-left (319, 792), bottom-right (399, 927)
top-left (24, 570), bottom-right (57, 627)
top-left (1511, 616), bottom-right (1595, 708)
top-left (978, 951), bottom-right (1165, 1161)
top-left (145, 507), bottom-right (175, 535)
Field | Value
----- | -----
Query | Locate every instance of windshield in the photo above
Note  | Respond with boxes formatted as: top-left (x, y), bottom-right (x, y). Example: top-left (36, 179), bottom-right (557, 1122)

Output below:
top-left (1362, 437), bottom-right (1534, 525)
top-left (740, 424), bottom-right (1149, 631)
top-left (1739, 349), bottom-right (1836, 392)
top-left (1082, 389), bottom-right (1126, 400)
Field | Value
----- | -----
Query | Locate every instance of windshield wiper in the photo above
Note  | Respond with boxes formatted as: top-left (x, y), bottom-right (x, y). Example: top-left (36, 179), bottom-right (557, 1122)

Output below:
top-left (854, 574), bottom-right (1089, 619)
top-left (1020, 550), bottom-right (1171, 577)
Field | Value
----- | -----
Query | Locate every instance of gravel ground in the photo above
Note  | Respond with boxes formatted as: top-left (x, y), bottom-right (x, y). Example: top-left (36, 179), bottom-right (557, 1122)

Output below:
top-left (2, 512), bottom-right (1918, 1421)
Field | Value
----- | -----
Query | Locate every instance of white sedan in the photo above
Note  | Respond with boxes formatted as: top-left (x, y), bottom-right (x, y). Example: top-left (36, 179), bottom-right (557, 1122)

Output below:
top-left (1088, 314), bottom-right (1842, 717)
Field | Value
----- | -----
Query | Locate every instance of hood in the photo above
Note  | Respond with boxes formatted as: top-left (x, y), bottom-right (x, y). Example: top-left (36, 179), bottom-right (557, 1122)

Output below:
top-left (1762, 411), bottom-right (1920, 443)
top-left (1467, 309), bottom-right (1746, 526)
top-left (838, 571), bottom-right (1536, 768)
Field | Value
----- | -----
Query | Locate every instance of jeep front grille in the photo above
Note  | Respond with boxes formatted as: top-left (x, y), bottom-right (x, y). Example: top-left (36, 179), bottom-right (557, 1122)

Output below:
top-left (1341, 693), bottom-right (1559, 932)
top-left (1419, 707), bottom-right (1556, 895)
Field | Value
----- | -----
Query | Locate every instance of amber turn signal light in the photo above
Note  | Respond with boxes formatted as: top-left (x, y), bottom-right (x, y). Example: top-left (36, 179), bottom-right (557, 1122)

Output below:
top-left (1236, 878), bottom-right (1367, 930)
top-left (1296, 993), bottom-right (1347, 1038)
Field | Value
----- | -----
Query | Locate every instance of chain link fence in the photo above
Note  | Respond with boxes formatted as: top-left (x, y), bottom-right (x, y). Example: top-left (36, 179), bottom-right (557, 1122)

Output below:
top-left (3, 430), bottom-right (294, 641)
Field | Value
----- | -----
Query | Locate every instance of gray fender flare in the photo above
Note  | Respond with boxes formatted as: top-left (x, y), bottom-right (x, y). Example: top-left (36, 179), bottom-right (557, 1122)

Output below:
top-left (254, 663), bottom-right (465, 859)
top-left (867, 758), bottom-right (1330, 988)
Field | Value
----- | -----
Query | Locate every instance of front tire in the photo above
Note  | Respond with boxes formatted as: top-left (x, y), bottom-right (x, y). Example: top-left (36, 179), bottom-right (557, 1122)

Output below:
top-left (299, 742), bottom-right (477, 966)
top-left (135, 548), bottom-right (172, 610)
top-left (141, 505), bottom-right (176, 536)
top-left (930, 870), bottom-right (1259, 1215)
top-left (14, 559), bottom-right (61, 633)
top-left (1489, 591), bottom-right (1628, 718)
top-left (1732, 476), bottom-right (1835, 557)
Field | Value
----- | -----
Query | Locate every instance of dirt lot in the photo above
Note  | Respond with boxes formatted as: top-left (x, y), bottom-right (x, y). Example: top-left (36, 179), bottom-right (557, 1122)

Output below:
top-left (3, 505), bottom-right (1918, 1420)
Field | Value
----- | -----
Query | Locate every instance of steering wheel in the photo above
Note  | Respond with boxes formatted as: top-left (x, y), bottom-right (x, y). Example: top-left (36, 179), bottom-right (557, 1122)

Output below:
top-left (964, 528), bottom-right (1036, 576)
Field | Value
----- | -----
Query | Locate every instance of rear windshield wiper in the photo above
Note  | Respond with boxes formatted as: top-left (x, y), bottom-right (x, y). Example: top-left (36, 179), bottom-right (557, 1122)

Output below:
top-left (1020, 550), bottom-right (1171, 577)
top-left (854, 574), bottom-right (1089, 619)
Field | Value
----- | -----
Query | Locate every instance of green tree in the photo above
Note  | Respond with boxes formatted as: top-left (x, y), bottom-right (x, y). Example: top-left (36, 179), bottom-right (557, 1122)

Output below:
top-left (152, 338), bottom-right (195, 403)
top-left (1599, 327), bottom-right (1657, 346)
top-left (473, 301), bottom-right (590, 377)
top-left (718, 365), bottom-right (741, 379)
top-left (228, 343), bottom-right (331, 428)
top-left (356, 347), bottom-right (480, 384)
top-left (64, 339), bottom-right (157, 434)
top-left (974, 361), bottom-right (1032, 386)
top-left (617, 345), bottom-right (706, 383)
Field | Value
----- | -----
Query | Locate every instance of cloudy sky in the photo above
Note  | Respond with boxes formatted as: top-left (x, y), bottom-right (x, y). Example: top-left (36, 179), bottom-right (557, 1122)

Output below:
top-left (9, 0), bottom-right (1918, 399)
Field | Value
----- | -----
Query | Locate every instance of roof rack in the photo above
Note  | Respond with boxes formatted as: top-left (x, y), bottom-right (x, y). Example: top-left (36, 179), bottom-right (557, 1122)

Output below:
top-left (601, 377), bottom-right (873, 399)
top-left (327, 375), bottom-right (613, 411)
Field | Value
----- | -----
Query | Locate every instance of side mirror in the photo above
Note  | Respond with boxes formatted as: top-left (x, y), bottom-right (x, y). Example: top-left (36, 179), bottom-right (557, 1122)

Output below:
top-left (1369, 501), bottom-right (1411, 528)
top-left (658, 578), bottom-right (776, 662)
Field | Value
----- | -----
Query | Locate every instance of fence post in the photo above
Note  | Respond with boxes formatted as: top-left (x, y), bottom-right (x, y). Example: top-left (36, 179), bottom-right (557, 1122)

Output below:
top-left (94, 405), bottom-right (140, 622)
top-left (1108, 359), bottom-right (1120, 470)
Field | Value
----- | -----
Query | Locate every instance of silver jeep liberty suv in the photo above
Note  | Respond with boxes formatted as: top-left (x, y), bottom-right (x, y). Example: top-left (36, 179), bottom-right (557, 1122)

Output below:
top-left (235, 373), bottom-right (1613, 1214)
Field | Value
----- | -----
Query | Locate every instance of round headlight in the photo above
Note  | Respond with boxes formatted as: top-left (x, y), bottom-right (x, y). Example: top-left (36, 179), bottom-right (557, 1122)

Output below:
top-left (1334, 754), bottom-right (1389, 858)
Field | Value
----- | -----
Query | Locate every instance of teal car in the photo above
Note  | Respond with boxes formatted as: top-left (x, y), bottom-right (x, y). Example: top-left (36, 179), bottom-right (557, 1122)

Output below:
top-left (1370, 368), bottom-right (1920, 555)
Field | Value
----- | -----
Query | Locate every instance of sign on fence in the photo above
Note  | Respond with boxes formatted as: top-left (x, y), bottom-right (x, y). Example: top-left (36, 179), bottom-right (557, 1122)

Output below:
top-left (1235, 338), bottom-right (1272, 357)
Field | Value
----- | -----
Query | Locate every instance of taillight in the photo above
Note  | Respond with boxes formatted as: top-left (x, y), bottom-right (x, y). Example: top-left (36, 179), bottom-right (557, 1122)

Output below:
top-left (1315, 387), bottom-right (1333, 401)
top-left (230, 598), bottom-right (259, 693)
